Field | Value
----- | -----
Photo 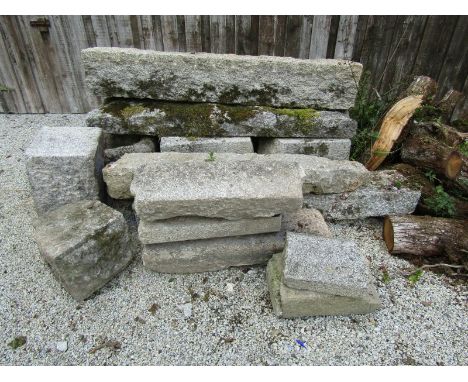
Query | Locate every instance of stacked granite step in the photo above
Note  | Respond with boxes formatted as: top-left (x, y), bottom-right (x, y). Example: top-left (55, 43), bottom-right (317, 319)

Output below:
top-left (267, 233), bottom-right (381, 317)
top-left (130, 158), bottom-right (307, 273)
top-left (82, 47), bottom-right (362, 160)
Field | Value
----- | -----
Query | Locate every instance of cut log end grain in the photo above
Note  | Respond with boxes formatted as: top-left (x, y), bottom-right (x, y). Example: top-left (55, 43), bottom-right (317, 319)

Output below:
top-left (383, 216), bottom-right (394, 252)
top-left (446, 151), bottom-right (463, 179)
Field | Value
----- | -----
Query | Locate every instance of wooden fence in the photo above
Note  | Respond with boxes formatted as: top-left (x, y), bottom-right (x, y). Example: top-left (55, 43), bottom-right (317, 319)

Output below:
top-left (0, 15), bottom-right (467, 115)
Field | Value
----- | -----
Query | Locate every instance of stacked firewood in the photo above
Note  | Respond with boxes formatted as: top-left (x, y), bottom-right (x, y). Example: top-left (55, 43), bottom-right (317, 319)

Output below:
top-left (366, 76), bottom-right (468, 272)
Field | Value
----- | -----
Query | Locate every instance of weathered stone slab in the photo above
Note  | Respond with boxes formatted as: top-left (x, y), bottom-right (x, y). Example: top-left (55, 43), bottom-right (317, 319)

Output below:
top-left (303, 170), bottom-right (422, 220)
top-left (104, 137), bottom-right (154, 162)
top-left (33, 200), bottom-right (133, 301)
top-left (138, 215), bottom-right (281, 244)
top-left (142, 208), bottom-right (330, 273)
top-left (160, 137), bottom-right (253, 153)
top-left (82, 48), bottom-right (362, 109)
top-left (131, 160), bottom-right (304, 221)
top-left (282, 232), bottom-right (373, 299)
top-left (86, 99), bottom-right (357, 138)
top-left (267, 254), bottom-right (381, 318)
top-left (103, 152), bottom-right (368, 199)
top-left (257, 138), bottom-right (351, 160)
top-left (143, 233), bottom-right (284, 273)
top-left (26, 126), bottom-right (103, 214)
top-left (281, 208), bottom-right (331, 238)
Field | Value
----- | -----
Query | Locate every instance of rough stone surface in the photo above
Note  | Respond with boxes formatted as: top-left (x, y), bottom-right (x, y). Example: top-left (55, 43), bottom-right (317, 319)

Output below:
top-left (160, 137), bottom-right (253, 153)
top-left (138, 215), bottom-right (282, 244)
top-left (258, 138), bottom-right (351, 160)
top-left (82, 48), bottom-right (362, 109)
top-left (86, 99), bottom-right (357, 138)
top-left (281, 208), bottom-right (331, 238)
top-left (131, 160), bottom-right (304, 221)
top-left (25, 126), bottom-right (103, 213)
top-left (33, 200), bottom-right (133, 301)
top-left (303, 170), bottom-right (422, 220)
top-left (142, 233), bottom-right (285, 273)
top-left (267, 254), bottom-right (381, 318)
top-left (282, 232), bottom-right (375, 300)
top-left (103, 152), bottom-right (368, 199)
top-left (104, 137), bottom-right (154, 162)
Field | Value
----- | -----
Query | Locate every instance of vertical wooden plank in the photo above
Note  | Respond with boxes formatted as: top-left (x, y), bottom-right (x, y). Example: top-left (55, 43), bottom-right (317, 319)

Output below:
top-left (176, 15), bottom-right (187, 52)
top-left (326, 15), bottom-right (341, 58)
top-left (298, 16), bottom-right (313, 59)
top-left (107, 15), bottom-right (134, 47)
top-left (309, 15), bottom-right (331, 59)
top-left (210, 15), bottom-right (226, 53)
top-left (0, 16), bottom-right (31, 112)
top-left (225, 15), bottom-right (236, 54)
top-left (81, 15), bottom-right (97, 47)
top-left (283, 15), bottom-right (302, 58)
top-left (90, 15), bottom-right (112, 46)
top-left (184, 15), bottom-right (202, 52)
top-left (334, 15), bottom-right (359, 59)
top-left (359, 16), bottom-right (399, 94)
top-left (412, 16), bottom-right (459, 79)
top-left (235, 15), bottom-right (259, 55)
top-left (161, 15), bottom-right (179, 52)
top-left (351, 15), bottom-right (369, 62)
top-left (151, 16), bottom-right (165, 51)
top-left (258, 15), bottom-right (276, 56)
top-left (137, 16), bottom-right (156, 50)
top-left (200, 15), bottom-right (211, 52)
top-left (435, 16), bottom-right (468, 98)
top-left (451, 76), bottom-right (468, 123)
top-left (273, 15), bottom-right (287, 57)
top-left (129, 15), bottom-right (142, 49)
top-left (379, 16), bottom-right (428, 95)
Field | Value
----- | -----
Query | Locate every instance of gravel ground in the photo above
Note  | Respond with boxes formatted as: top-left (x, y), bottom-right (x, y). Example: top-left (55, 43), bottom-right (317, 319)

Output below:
top-left (0, 113), bottom-right (467, 366)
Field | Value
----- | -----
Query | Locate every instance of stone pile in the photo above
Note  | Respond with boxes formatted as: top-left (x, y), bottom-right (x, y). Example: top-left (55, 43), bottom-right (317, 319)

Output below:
top-left (83, 47), bottom-right (362, 160)
top-left (23, 48), bottom-right (419, 317)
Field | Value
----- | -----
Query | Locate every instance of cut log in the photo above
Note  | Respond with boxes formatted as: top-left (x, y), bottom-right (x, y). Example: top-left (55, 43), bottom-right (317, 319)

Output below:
top-left (411, 121), bottom-right (468, 147)
top-left (400, 131), bottom-right (462, 180)
top-left (391, 163), bottom-right (468, 219)
top-left (383, 215), bottom-right (468, 265)
top-left (366, 76), bottom-right (437, 171)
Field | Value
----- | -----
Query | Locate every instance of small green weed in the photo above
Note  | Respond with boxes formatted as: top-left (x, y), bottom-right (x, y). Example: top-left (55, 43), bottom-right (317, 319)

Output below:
top-left (393, 180), bottom-right (402, 189)
top-left (205, 152), bottom-right (216, 162)
top-left (408, 269), bottom-right (424, 285)
top-left (424, 169), bottom-right (437, 183)
top-left (459, 141), bottom-right (468, 156)
top-left (0, 84), bottom-right (13, 92)
top-left (424, 185), bottom-right (455, 217)
top-left (413, 104), bottom-right (443, 123)
top-left (8, 336), bottom-right (26, 349)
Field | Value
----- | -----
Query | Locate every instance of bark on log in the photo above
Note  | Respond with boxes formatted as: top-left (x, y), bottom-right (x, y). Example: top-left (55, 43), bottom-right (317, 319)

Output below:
top-left (437, 89), bottom-right (463, 120)
top-left (400, 131), bottom-right (463, 180)
top-left (383, 215), bottom-right (468, 265)
top-left (391, 163), bottom-right (468, 219)
top-left (366, 76), bottom-right (437, 171)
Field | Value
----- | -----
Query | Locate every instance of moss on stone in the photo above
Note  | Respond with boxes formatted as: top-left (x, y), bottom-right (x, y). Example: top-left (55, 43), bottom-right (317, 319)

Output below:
top-left (270, 107), bottom-right (319, 120)
top-left (120, 105), bottom-right (147, 119)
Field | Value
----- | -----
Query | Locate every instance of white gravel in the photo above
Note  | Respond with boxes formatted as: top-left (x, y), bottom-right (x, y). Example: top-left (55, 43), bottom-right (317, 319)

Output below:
top-left (0, 113), bottom-right (467, 365)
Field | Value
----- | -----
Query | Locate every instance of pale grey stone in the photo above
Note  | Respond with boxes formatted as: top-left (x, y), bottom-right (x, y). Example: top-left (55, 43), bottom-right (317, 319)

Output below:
top-left (86, 99), bottom-right (357, 138)
top-left (177, 303), bottom-right (192, 318)
top-left (26, 126), bottom-right (103, 214)
top-left (103, 153), bottom-right (368, 200)
top-left (142, 233), bottom-right (285, 273)
top-left (33, 200), bottom-right (133, 301)
top-left (56, 341), bottom-right (68, 352)
top-left (281, 208), bottom-right (331, 238)
top-left (131, 160), bottom-right (304, 221)
top-left (160, 137), bottom-right (253, 153)
top-left (142, 208), bottom-right (331, 273)
top-left (82, 48), bottom-right (362, 109)
top-left (303, 170), bottom-right (422, 220)
top-left (138, 215), bottom-right (282, 244)
top-left (104, 137), bottom-right (154, 162)
top-left (257, 138), bottom-right (351, 160)
top-left (282, 232), bottom-right (373, 299)
top-left (267, 254), bottom-right (381, 318)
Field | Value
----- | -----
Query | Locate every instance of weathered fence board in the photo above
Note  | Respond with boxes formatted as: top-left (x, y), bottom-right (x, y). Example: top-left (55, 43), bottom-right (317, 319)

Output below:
top-left (0, 15), bottom-right (466, 115)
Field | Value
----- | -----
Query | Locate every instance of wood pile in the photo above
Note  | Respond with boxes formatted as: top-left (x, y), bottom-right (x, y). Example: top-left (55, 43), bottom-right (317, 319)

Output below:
top-left (368, 76), bottom-right (468, 272)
